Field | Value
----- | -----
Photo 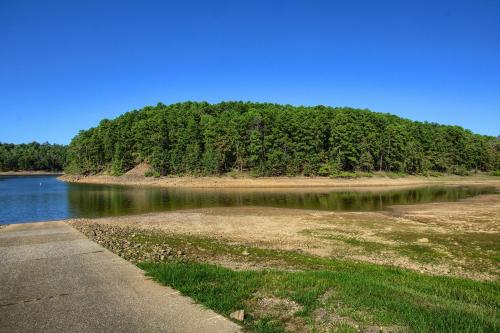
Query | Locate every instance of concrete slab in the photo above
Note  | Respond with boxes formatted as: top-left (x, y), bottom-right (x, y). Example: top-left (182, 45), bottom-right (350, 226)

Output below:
top-left (0, 222), bottom-right (240, 333)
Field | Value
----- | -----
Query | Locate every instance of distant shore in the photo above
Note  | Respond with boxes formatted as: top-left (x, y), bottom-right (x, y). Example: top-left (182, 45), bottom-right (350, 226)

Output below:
top-left (59, 173), bottom-right (500, 189)
top-left (0, 170), bottom-right (63, 176)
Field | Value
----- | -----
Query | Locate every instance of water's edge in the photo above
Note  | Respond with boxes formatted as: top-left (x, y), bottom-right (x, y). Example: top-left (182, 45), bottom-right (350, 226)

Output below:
top-left (0, 175), bottom-right (497, 224)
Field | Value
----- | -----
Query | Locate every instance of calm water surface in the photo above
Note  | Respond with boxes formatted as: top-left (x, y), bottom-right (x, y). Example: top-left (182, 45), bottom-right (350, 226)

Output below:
top-left (0, 175), bottom-right (496, 224)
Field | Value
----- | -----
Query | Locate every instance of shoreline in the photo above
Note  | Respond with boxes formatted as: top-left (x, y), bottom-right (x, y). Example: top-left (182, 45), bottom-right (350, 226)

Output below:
top-left (59, 173), bottom-right (500, 189)
top-left (0, 170), bottom-right (63, 176)
top-left (68, 192), bottom-right (500, 281)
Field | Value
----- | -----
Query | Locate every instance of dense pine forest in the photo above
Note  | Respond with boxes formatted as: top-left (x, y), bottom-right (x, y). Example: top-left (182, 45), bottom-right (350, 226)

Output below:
top-left (65, 102), bottom-right (499, 177)
top-left (0, 142), bottom-right (67, 172)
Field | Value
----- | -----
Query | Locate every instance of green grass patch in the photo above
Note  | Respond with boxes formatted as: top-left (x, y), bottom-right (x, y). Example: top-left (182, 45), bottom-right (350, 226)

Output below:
top-left (311, 232), bottom-right (387, 253)
top-left (87, 224), bottom-right (500, 332)
top-left (130, 229), bottom-right (344, 270)
top-left (139, 260), bottom-right (499, 333)
top-left (395, 244), bottom-right (444, 264)
top-left (386, 231), bottom-right (500, 272)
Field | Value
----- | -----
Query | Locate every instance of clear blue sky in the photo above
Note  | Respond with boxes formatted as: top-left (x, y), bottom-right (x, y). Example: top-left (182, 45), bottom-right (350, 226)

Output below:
top-left (1, 0), bottom-right (499, 144)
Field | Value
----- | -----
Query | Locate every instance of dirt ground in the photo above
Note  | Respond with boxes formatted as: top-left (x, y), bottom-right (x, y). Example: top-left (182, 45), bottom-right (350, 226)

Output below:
top-left (70, 192), bottom-right (500, 281)
top-left (59, 173), bottom-right (500, 189)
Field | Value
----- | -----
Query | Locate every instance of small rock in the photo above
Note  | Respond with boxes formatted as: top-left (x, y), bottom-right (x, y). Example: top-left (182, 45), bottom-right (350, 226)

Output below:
top-left (417, 238), bottom-right (429, 243)
top-left (230, 309), bottom-right (244, 321)
top-left (177, 250), bottom-right (184, 256)
top-left (242, 250), bottom-right (250, 256)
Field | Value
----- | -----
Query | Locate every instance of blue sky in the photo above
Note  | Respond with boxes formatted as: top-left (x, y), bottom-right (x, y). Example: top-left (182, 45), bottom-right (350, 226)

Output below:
top-left (1, 0), bottom-right (499, 144)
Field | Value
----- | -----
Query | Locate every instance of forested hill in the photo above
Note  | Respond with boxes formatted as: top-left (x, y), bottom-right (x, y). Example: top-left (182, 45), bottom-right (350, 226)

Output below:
top-left (65, 102), bottom-right (500, 177)
top-left (0, 142), bottom-right (67, 172)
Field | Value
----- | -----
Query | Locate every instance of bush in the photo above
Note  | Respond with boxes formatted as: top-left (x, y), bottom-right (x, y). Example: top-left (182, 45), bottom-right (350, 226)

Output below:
top-left (111, 158), bottom-right (125, 176)
top-left (302, 163), bottom-right (315, 177)
top-left (226, 170), bottom-right (240, 178)
top-left (318, 163), bottom-right (334, 177)
top-left (144, 170), bottom-right (160, 177)
top-left (330, 171), bottom-right (358, 179)
top-left (356, 171), bottom-right (374, 178)
top-left (490, 170), bottom-right (500, 177)
top-left (200, 149), bottom-right (220, 176)
top-left (448, 165), bottom-right (470, 176)
top-left (421, 171), bottom-right (443, 177)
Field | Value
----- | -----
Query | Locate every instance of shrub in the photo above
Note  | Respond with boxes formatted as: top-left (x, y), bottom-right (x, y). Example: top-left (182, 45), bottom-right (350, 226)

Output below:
top-left (421, 171), bottom-right (443, 177)
top-left (448, 165), bottom-right (470, 176)
top-left (330, 171), bottom-right (358, 179)
top-left (356, 171), bottom-right (374, 178)
top-left (111, 158), bottom-right (125, 176)
top-left (144, 170), bottom-right (160, 177)
top-left (227, 170), bottom-right (239, 178)
top-left (249, 169), bottom-right (261, 177)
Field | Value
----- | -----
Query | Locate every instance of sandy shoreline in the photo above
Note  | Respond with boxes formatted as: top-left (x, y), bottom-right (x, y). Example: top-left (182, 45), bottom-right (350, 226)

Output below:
top-left (59, 174), bottom-right (500, 189)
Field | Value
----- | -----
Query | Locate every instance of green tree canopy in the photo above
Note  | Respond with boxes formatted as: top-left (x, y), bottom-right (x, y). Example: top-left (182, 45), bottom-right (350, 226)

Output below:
top-left (64, 102), bottom-right (499, 176)
top-left (0, 142), bottom-right (67, 172)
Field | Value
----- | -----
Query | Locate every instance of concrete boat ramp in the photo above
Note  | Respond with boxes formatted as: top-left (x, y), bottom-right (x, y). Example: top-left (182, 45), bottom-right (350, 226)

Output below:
top-left (0, 222), bottom-right (240, 332)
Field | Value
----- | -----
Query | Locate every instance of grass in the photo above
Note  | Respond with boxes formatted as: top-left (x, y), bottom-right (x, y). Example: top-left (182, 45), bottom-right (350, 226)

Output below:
top-left (309, 232), bottom-right (388, 253)
top-left (386, 231), bottom-right (500, 273)
top-left (139, 259), bottom-right (499, 333)
top-left (79, 223), bottom-right (500, 332)
top-left (129, 229), bottom-right (345, 270)
top-left (300, 224), bottom-right (499, 278)
top-left (129, 231), bottom-right (499, 332)
top-left (395, 244), bottom-right (444, 264)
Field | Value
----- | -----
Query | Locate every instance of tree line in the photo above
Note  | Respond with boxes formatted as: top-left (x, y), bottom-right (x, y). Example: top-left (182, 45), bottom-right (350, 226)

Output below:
top-left (0, 142), bottom-right (67, 172)
top-left (64, 102), bottom-right (499, 177)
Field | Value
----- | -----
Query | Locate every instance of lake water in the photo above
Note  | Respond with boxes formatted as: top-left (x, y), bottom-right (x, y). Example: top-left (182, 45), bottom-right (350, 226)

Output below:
top-left (0, 175), bottom-right (496, 224)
